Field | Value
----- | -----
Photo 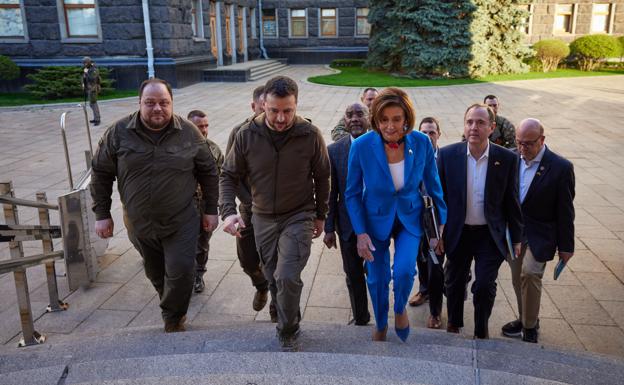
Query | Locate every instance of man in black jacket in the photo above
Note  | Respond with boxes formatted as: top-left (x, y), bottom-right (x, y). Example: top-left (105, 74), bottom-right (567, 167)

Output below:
top-left (437, 104), bottom-right (523, 339)
top-left (502, 118), bottom-right (575, 343)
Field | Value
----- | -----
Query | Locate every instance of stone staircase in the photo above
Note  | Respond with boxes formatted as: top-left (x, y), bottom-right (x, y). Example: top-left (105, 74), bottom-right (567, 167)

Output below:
top-left (203, 59), bottom-right (288, 82)
top-left (1, 322), bottom-right (623, 385)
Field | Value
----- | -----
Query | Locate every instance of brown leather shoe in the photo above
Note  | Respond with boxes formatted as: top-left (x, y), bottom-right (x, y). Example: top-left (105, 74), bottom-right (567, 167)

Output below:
top-left (427, 315), bottom-right (442, 329)
top-left (408, 292), bottom-right (429, 307)
top-left (253, 289), bottom-right (268, 311)
top-left (372, 326), bottom-right (388, 341)
top-left (446, 323), bottom-right (460, 334)
top-left (164, 315), bottom-right (186, 333)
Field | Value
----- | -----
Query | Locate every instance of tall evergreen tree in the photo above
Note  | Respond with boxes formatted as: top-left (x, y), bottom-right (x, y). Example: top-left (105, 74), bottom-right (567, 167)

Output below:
top-left (367, 0), bottom-right (530, 78)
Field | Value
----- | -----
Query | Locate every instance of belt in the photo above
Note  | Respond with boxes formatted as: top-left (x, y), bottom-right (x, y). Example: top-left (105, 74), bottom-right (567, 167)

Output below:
top-left (463, 224), bottom-right (488, 230)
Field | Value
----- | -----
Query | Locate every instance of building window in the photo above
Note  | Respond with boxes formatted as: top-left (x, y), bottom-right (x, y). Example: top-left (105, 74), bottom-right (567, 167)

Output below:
top-left (209, 1), bottom-right (217, 57)
top-left (554, 4), bottom-right (574, 34)
top-left (250, 7), bottom-right (257, 39)
top-left (320, 8), bottom-right (337, 37)
top-left (0, 0), bottom-right (26, 39)
top-left (61, 0), bottom-right (99, 38)
top-left (591, 3), bottom-right (613, 33)
top-left (290, 9), bottom-right (306, 38)
top-left (262, 8), bottom-right (277, 38)
top-left (519, 4), bottom-right (533, 35)
top-left (191, 0), bottom-right (204, 39)
top-left (355, 7), bottom-right (370, 36)
top-left (225, 6), bottom-right (232, 55)
top-left (237, 6), bottom-right (244, 53)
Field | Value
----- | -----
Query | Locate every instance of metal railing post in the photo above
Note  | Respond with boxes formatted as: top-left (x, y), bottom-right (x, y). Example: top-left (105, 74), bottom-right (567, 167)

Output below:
top-left (1, 182), bottom-right (45, 347)
top-left (36, 192), bottom-right (68, 313)
top-left (60, 112), bottom-right (74, 190)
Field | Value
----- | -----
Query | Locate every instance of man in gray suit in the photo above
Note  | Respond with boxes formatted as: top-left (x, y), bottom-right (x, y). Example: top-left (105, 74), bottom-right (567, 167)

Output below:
top-left (324, 102), bottom-right (371, 325)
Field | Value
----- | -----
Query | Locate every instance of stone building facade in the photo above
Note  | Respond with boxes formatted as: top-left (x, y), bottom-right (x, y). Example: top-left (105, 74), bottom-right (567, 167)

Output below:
top-left (0, 1), bottom-right (622, 90)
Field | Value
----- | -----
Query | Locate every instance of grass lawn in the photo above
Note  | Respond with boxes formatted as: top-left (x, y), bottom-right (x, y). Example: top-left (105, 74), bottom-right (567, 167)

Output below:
top-left (308, 66), bottom-right (624, 87)
top-left (0, 90), bottom-right (138, 107)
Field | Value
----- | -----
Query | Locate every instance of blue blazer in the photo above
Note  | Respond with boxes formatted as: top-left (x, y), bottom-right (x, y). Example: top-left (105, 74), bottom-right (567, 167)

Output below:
top-left (325, 135), bottom-right (355, 241)
top-left (345, 130), bottom-right (447, 241)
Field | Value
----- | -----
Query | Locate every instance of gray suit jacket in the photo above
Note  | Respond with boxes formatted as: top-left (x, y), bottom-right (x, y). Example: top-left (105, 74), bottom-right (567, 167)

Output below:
top-left (325, 135), bottom-right (354, 241)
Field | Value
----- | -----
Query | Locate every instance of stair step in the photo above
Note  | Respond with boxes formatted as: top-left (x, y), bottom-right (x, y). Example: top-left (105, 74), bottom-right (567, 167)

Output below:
top-left (249, 64), bottom-right (289, 81)
top-left (1, 322), bottom-right (621, 385)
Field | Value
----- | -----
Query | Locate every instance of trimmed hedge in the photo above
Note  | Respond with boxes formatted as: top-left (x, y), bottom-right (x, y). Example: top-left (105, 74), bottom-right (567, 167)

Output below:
top-left (532, 39), bottom-right (569, 72)
top-left (570, 34), bottom-right (620, 71)
top-left (0, 55), bottom-right (20, 81)
top-left (25, 66), bottom-right (114, 99)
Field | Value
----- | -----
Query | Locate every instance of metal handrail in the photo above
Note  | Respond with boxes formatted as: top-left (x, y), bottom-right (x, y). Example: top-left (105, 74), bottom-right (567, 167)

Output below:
top-left (0, 251), bottom-right (64, 275)
top-left (60, 111), bottom-right (74, 190)
top-left (60, 104), bottom-right (95, 191)
top-left (0, 195), bottom-right (59, 210)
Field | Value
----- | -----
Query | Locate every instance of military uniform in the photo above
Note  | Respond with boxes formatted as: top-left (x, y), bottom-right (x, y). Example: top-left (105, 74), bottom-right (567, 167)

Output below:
top-left (90, 111), bottom-right (219, 325)
top-left (82, 62), bottom-right (101, 124)
top-left (490, 114), bottom-right (516, 149)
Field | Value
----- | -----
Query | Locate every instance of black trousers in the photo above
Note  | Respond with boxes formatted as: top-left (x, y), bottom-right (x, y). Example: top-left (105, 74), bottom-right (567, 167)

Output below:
top-left (238, 205), bottom-right (268, 291)
top-left (195, 228), bottom-right (212, 275)
top-left (417, 239), bottom-right (445, 317)
top-left (128, 215), bottom-right (198, 324)
top-left (445, 225), bottom-right (504, 338)
top-left (338, 233), bottom-right (370, 324)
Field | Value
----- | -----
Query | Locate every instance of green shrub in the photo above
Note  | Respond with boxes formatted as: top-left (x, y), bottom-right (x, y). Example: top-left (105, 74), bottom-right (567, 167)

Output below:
top-left (25, 66), bottom-right (114, 99)
top-left (0, 55), bottom-right (20, 81)
top-left (331, 59), bottom-right (366, 67)
top-left (532, 39), bottom-right (569, 72)
top-left (569, 34), bottom-right (620, 71)
top-left (618, 36), bottom-right (624, 60)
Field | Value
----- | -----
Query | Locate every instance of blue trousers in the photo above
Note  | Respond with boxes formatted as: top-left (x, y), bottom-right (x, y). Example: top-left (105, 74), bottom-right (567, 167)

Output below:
top-left (367, 220), bottom-right (421, 332)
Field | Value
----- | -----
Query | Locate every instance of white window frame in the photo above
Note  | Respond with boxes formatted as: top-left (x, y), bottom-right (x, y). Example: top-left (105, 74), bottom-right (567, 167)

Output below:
top-left (354, 7), bottom-right (370, 37)
top-left (289, 8), bottom-right (307, 38)
top-left (250, 7), bottom-right (257, 39)
top-left (56, 0), bottom-right (103, 43)
top-left (553, 3), bottom-right (577, 35)
top-left (262, 8), bottom-right (278, 39)
top-left (191, 0), bottom-right (205, 40)
top-left (590, 3), bottom-right (615, 34)
top-left (319, 7), bottom-right (338, 38)
top-left (0, 0), bottom-right (29, 43)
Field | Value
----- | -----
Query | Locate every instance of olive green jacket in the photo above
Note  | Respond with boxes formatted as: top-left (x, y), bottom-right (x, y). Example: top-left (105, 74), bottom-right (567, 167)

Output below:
top-left (220, 113), bottom-right (330, 220)
top-left (90, 112), bottom-right (219, 238)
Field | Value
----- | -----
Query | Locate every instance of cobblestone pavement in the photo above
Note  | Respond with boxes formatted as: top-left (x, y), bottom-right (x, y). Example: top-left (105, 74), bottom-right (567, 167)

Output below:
top-left (1, 66), bottom-right (624, 357)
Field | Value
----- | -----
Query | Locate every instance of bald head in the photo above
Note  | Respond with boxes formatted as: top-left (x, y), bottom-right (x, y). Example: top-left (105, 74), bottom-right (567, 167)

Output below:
top-left (516, 118), bottom-right (545, 161)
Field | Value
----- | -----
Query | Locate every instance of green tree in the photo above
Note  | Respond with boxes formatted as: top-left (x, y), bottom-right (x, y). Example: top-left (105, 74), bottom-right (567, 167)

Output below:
top-left (366, 0), bottom-right (530, 78)
top-left (0, 55), bottom-right (20, 81)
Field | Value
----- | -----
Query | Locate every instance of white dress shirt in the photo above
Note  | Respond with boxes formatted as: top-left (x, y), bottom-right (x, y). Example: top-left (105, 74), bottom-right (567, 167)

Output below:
top-left (465, 143), bottom-right (490, 225)
top-left (389, 160), bottom-right (405, 191)
top-left (519, 145), bottom-right (546, 203)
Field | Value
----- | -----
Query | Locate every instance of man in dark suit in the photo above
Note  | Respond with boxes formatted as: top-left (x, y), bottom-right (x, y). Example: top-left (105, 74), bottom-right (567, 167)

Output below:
top-left (501, 118), bottom-right (575, 343)
top-left (437, 103), bottom-right (523, 339)
top-left (324, 102), bottom-right (371, 326)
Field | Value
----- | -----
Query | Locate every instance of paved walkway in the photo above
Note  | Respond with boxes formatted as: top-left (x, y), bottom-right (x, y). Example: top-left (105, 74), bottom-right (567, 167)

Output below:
top-left (1, 66), bottom-right (624, 358)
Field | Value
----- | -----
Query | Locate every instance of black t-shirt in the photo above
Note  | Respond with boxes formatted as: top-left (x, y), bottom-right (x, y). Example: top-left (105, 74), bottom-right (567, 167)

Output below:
top-left (266, 124), bottom-right (292, 152)
top-left (140, 119), bottom-right (171, 144)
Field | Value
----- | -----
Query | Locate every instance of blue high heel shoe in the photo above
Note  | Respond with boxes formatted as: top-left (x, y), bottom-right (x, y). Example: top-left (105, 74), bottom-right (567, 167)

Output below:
top-left (395, 324), bottom-right (410, 342)
top-left (395, 311), bottom-right (410, 342)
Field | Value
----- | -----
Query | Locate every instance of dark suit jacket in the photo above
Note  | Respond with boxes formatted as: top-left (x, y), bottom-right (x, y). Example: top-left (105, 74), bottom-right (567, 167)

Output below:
top-left (438, 142), bottom-right (523, 259)
top-left (518, 146), bottom-right (575, 262)
top-left (325, 135), bottom-right (354, 241)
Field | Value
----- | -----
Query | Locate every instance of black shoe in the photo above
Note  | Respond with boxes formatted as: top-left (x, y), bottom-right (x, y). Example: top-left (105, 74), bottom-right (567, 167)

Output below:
top-left (253, 288), bottom-right (268, 311)
top-left (279, 328), bottom-right (301, 352)
top-left (522, 327), bottom-right (538, 343)
top-left (501, 319), bottom-right (523, 338)
top-left (193, 275), bottom-right (205, 293)
top-left (269, 303), bottom-right (278, 323)
top-left (89, 119), bottom-right (96, 123)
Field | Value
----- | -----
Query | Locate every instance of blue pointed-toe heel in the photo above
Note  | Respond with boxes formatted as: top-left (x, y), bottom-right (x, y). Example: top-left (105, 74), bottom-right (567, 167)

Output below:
top-left (395, 325), bottom-right (410, 342)
top-left (395, 311), bottom-right (410, 342)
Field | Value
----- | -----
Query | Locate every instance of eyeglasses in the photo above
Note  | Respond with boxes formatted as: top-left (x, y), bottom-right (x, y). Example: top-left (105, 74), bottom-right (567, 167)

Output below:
top-left (516, 137), bottom-right (542, 147)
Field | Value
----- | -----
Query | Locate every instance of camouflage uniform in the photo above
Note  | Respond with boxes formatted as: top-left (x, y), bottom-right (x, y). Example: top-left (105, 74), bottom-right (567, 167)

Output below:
top-left (331, 117), bottom-right (348, 142)
top-left (490, 114), bottom-right (516, 149)
top-left (82, 61), bottom-right (101, 124)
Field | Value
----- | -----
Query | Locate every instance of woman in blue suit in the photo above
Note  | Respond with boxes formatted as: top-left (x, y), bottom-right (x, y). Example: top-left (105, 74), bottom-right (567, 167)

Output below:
top-left (345, 88), bottom-right (447, 341)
